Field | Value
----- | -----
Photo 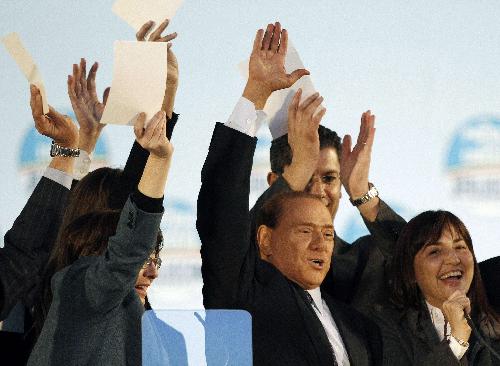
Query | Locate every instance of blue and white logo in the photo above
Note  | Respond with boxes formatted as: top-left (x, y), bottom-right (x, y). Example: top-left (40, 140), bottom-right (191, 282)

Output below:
top-left (446, 115), bottom-right (500, 213)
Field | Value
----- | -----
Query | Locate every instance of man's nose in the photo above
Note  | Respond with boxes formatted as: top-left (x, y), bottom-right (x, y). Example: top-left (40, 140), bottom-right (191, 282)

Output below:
top-left (307, 179), bottom-right (325, 197)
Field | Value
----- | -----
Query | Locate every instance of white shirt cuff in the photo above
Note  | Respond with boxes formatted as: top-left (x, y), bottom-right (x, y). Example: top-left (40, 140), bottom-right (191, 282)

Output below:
top-left (449, 336), bottom-right (469, 360)
top-left (225, 97), bottom-right (267, 137)
top-left (43, 167), bottom-right (73, 190)
top-left (73, 150), bottom-right (92, 180)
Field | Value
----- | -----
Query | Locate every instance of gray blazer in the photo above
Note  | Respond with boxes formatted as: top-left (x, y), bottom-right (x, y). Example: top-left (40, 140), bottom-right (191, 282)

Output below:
top-left (27, 197), bottom-right (163, 366)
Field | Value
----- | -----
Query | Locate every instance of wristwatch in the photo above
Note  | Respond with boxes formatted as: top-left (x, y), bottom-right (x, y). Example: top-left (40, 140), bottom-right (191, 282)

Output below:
top-left (349, 183), bottom-right (379, 207)
top-left (50, 141), bottom-right (80, 158)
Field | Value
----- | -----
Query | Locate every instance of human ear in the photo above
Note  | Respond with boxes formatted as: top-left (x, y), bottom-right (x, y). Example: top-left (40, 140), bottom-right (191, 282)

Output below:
top-left (267, 172), bottom-right (279, 186)
top-left (257, 225), bottom-right (273, 258)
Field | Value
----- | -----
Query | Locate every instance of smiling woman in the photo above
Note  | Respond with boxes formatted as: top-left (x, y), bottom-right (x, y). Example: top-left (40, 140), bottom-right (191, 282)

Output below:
top-left (372, 210), bottom-right (500, 366)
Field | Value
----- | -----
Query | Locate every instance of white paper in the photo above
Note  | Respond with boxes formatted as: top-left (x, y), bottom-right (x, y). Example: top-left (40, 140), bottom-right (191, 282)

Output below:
top-left (112, 0), bottom-right (184, 31)
top-left (239, 44), bottom-right (318, 139)
top-left (100, 41), bottom-right (168, 126)
top-left (1, 33), bottom-right (49, 114)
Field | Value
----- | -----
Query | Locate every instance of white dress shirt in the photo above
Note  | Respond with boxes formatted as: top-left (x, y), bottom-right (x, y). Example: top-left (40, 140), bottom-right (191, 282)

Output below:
top-left (307, 288), bottom-right (351, 366)
top-left (225, 97), bottom-right (267, 137)
top-left (426, 301), bottom-right (469, 360)
top-left (44, 167), bottom-right (73, 189)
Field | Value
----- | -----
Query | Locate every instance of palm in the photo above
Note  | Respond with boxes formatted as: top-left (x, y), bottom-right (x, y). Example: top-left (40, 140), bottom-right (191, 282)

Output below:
top-left (249, 52), bottom-right (290, 90)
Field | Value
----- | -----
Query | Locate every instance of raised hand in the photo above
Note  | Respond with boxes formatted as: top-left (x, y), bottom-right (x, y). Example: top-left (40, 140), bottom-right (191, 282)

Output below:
top-left (133, 111), bottom-right (173, 160)
top-left (282, 89), bottom-right (326, 190)
top-left (341, 111), bottom-right (379, 219)
top-left (30, 84), bottom-right (78, 148)
top-left (243, 22), bottom-right (310, 109)
top-left (340, 111), bottom-right (377, 208)
top-left (67, 58), bottom-right (110, 153)
top-left (442, 290), bottom-right (472, 343)
top-left (136, 19), bottom-right (178, 118)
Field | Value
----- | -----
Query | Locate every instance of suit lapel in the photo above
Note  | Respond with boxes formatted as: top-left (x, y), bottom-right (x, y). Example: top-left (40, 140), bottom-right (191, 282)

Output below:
top-left (323, 294), bottom-right (370, 366)
top-left (291, 284), bottom-right (336, 365)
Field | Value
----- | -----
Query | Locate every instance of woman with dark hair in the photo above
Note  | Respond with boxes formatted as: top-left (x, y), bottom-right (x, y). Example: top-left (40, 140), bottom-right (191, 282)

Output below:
top-left (373, 210), bottom-right (500, 365)
top-left (27, 109), bottom-right (173, 365)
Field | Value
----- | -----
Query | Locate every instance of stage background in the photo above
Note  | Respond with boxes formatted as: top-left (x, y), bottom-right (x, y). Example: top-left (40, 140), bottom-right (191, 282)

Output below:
top-left (1, 0), bottom-right (500, 309)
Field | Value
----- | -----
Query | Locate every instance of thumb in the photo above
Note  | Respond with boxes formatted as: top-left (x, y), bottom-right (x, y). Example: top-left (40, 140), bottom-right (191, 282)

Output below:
top-left (287, 68), bottom-right (310, 86)
top-left (133, 112), bottom-right (147, 139)
top-left (47, 105), bottom-right (69, 125)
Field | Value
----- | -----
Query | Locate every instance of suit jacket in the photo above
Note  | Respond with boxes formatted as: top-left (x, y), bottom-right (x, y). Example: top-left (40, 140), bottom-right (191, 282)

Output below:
top-left (372, 302), bottom-right (500, 366)
top-left (198, 123), bottom-right (382, 366)
top-left (479, 257), bottom-right (500, 313)
top-left (0, 176), bottom-right (69, 321)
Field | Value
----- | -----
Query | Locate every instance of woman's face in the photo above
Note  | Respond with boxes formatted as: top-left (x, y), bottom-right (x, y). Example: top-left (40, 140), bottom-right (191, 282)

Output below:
top-left (413, 226), bottom-right (474, 309)
top-left (135, 254), bottom-right (160, 304)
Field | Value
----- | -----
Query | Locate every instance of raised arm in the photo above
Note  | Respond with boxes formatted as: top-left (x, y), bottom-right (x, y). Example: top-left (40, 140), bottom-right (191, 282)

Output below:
top-left (341, 111), bottom-right (405, 251)
top-left (0, 85), bottom-right (78, 319)
top-left (84, 111), bottom-right (172, 312)
top-left (109, 19), bottom-right (179, 208)
top-left (199, 22), bottom-right (309, 308)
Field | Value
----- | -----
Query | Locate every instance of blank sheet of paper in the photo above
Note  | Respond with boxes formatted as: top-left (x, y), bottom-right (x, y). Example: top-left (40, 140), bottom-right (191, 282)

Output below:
top-left (1, 33), bottom-right (49, 114)
top-left (239, 44), bottom-right (319, 139)
top-left (100, 41), bottom-right (168, 126)
top-left (112, 0), bottom-right (184, 31)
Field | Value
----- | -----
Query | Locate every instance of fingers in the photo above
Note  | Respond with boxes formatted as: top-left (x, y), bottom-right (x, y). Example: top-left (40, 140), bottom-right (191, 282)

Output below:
top-left (149, 18), bottom-right (170, 41)
top-left (143, 111), bottom-right (165, 143)
top-left (102, 87), bottom-right (110, 106)
top-left (79, 58), bottom-right (89, 98)
top-left (261, 23), bottom-right (274, 50)
top-left (299, 92), bottom-right (321, 111)
top-left (312, 106), bottom-right (327, 126)
top-left (133, 112), bottom-right (147, 139)
top-left (30, 84), bottom-right (45, 124)
top-left (253, 29), bottom-right (264, 52)
top-left (278, 29), bottom-right (288, 55)
top-left (87, 62), bottom-right (99, 102)
top-left (72, 63), bottom-right (82, 97)
top-left (342, 135), bottom-right (353, 160)
top-left (270, 22), bottom-right (281, 52)
top-left (158, 32), bottom-right (177, 42)
top-left (287, 88), bottom-right (302, 119)
top-left (136, 20), bottom-right (155, 41)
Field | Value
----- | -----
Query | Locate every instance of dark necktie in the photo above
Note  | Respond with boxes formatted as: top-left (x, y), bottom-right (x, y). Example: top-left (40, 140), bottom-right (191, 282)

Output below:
top-left (304, 291), bottom-right (339, 366)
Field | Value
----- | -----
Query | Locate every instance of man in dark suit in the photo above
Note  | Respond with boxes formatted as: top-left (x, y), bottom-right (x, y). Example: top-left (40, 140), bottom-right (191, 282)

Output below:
top-left (0, 86), bottom-right (79, 365)
top-left (198, 22), bottom-right (382, 365)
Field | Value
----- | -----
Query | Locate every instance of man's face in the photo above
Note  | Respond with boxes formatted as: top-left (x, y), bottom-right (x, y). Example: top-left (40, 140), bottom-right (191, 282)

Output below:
top-left (135, 254), bottom-right (160, 305)
top-left (304, 147), bottom-right (341, 219)
top-left (260, 197), bottom-right (334, 290)
top-left (269, 147), bottom-right (341, 220)
top-left (413, 226), bottom-right (474, 308)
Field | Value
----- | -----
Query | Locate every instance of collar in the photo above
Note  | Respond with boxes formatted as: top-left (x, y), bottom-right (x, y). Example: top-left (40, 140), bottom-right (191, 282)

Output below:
top-left (307, 288), bottom-right (323, 313)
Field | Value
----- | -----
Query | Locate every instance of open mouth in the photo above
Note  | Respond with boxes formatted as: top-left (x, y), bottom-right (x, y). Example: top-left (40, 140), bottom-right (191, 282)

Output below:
top-left (135, 285), bottom-right (149, 296)
top-left (439, 270), bottom-right (463, 282)
top-left (308, 259), bottom-right (325, 269)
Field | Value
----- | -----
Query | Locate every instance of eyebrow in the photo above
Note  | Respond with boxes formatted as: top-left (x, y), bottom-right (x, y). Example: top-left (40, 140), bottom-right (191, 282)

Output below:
top-left (422, 238), bottom-right (465, 248)
top-left (296, 222), bottom-right (334, 229)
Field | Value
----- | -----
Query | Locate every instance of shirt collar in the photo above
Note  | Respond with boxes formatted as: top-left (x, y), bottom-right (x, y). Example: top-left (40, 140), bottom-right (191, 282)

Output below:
top-left (307, 288), bottom-right (323, 313)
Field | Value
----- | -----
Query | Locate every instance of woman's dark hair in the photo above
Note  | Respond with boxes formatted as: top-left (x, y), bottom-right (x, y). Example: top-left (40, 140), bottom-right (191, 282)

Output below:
top-left (390, 210), bottom-right (499, 329)
top-left (62, 167), bottom-right (123, 227)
